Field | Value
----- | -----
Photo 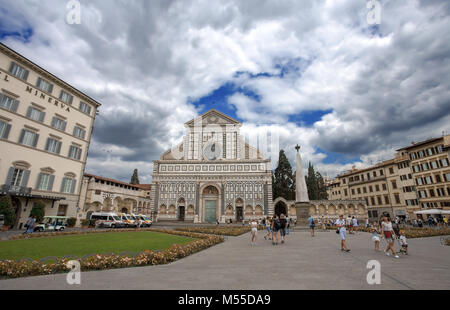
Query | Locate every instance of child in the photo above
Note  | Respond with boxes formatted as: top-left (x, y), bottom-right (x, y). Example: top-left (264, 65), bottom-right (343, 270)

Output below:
top-left (370, 222), bottom-right (381, 251)
top-left (399, 231), bottom-right (408, 255)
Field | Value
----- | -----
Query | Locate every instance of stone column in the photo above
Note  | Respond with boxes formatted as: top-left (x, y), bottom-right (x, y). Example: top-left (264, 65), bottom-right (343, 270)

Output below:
top-left (294, 145), bottom-right (311, 227)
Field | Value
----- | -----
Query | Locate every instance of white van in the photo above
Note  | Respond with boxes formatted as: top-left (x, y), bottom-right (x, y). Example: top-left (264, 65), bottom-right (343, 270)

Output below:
top-left (117, 213), bottom-right (137, 228)
top-left (89, 212), bottom-right (124, 228)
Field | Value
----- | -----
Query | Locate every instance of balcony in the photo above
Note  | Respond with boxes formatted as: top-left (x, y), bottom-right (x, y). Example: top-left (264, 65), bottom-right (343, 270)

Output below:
top-left (1, 184), bottom-right (32, 195)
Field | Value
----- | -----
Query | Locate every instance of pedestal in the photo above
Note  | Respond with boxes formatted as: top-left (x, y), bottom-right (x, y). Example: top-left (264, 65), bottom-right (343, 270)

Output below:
top-left (295, 201), bottom-right (310, 228)
top-left (194, 215), bottom-right (200, 223)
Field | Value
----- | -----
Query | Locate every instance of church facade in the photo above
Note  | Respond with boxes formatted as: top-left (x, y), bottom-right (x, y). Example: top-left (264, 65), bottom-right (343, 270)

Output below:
top-left (150, 109), bottom-right (274, 223)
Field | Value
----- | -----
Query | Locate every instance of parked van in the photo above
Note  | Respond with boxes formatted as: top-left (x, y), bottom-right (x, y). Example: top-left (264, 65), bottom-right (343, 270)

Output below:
top-left (134, 214), bottom-right (152, 227)
top-left (118, 213), bottom-right (137, 228)
top-left (90, 212), bottom-right (124, 228)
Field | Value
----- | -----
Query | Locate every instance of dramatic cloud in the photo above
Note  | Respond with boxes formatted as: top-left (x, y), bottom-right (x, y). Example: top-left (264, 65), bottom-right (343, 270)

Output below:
top-left (1, 0), bottom-right (449, 182)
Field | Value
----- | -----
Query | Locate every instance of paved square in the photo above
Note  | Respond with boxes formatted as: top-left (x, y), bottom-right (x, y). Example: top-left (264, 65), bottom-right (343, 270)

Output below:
top-left (0, 230), bottom-right (449, 290)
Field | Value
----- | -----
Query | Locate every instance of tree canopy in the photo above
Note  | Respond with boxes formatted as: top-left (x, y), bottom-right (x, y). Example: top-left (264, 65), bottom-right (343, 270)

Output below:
top-left (272, 150), bottom-right (295, 200)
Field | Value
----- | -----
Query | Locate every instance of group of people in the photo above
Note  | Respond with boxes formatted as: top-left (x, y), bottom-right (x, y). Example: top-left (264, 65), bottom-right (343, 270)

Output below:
top-left (249, 214), bottom-right (294, 246)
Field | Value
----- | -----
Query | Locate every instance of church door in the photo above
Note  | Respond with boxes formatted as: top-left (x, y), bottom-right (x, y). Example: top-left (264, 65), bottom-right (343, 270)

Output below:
top-left (205, 200), bottom-right (217, 223)
top-left (236, 207), bottom-right (243, 222)
top-left (179, 206), bottom-right (185, 221)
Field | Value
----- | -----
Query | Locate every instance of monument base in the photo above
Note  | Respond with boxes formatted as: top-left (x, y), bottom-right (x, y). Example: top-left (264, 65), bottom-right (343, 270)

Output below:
top-left (295, 201), bottom-right (310, 228)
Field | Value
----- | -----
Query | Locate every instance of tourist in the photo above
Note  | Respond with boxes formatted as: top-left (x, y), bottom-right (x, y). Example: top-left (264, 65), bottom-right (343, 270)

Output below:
top-left (336, 215), bottom-right (350, 252)
top-left (365, 218), bottom-right (369, 228)
top-left (264, 216), bottom-right (271, 240)
top-left (352, 217), bottom-right (359, 233)
top-left (381, 216), bottom-right (399, 258)
top-left (307, 215), bottom-right (315, 237)
top-left (250, 218), bottom-right (258, 246)
top-left (279, 214), bottom-right (288, 244)
top-left (24, 216), bottom-right (35, 234)
top-left (347, 216), bottom-right (353, 234)
top-left (399, 230), bottom-right (408, 255)
top-left (286, 216), bottom-right (291, 235)
top-left (271, 215), bottom-right (280, 245)
top-left (370, 222), bottom-right (381, 252)
top-left (427, 217), bottom-right (434, 227)
top-left (444, 217), bottom-right (448, 228)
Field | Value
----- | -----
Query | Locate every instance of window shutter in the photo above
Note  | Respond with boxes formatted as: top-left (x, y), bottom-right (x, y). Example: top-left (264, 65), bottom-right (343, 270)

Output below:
top-left (26, 107), bottom-right (32, 118)
top-left (0, 93), bottom-right (3, 104)
top-left (60, 178), bottom-right (67, 192)
top-left (56, 141), bottom-right (62, 154)
top-left (21, 170), bottom-right (31, 187)
top-left (45, 138), bottom-right (50, 151)
top-left (62, 121), bottom-right (67, 131)
top-left (36, 77), bottom-right (42, 87)
top-left (51, 117), bottom-right (56, 128)
top-left (68, 95), bottom-right (73, 105)
top-left (71, 179), bottom-right (77, 194)
top-left (81, 130), bottom-right (85, 140)
top-left (39, 111), bottom-right (45, 123)
top-left (23, 69), bottom-right (29, 81)
top-left (2, 124), bottom-right (11, 139)
top-left (36, 173), bottom-right (43, 189)
top-left (48, 83), bottom-right (53, 94)
top-left (5, 167), bottom-right (15, 185)
top-left (8, 62), bottom-right (15, 73)
top-left (48, 175), bottom-right (55, 191)
top-left (12, 100), bottom-right (19, 112)
top-left (18, 129), bottom-right (25, 144)
top-left (33, 133), bottom-right (39, 147)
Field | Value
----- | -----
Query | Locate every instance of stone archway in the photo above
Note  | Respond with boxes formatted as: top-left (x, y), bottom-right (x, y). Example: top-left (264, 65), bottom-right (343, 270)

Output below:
top-left (201, 185), bottom-right (220, 223)
top-left (235, 198), bottom-right (244, 222)
top-left (275, 200), bottom-right (287, 216)
top-left (121, 207), bottom-right (129, 213)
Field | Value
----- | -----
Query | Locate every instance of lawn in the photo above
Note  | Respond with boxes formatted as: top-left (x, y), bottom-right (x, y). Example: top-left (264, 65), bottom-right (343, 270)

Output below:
top-left (0, 231), bottom-right (195, 261)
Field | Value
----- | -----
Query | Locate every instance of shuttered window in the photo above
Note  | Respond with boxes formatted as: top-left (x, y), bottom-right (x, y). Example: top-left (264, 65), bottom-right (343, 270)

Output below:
top-left (0, 121), bottom-right (11, 140)
top-left (73, 126), bottom-right (86, 139)
top-left (61, 177), bottom-right (76, 194)
top-left (79, 102), bottom-right (91, 115)
top-left (9, 61), bottom-right (29, 81)
top-left (45, 138), bottom-right (62, 154)
top-left (36, 77), bottom-right (54, 94)
top-left (59, 90), bottom-right (73, 105)
top-left (0, 94), bottom-right (19, 112)
top-left (19, 129), bottom-right (39, 147)
top-left (68, 145), bottom-right (82, 160)
top-left (26, 106), bottom-right (46, 122)
top-left (51, 117), bottom-right (67, 131)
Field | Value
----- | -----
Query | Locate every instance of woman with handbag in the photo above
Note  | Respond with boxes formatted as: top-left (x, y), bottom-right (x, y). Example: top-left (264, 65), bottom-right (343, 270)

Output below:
top-left (336, 214), bottom-right (350, 252)
top-left (381, 216), bottom-right (399, 258)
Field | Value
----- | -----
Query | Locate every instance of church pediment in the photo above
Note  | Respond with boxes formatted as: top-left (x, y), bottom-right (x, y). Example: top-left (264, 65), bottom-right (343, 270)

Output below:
top-left (184, 109), bottom-right (240, 127)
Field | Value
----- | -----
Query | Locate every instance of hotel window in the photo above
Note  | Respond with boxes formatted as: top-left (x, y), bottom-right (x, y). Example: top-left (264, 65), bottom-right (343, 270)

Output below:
top-left (57, 205), bottom-right (68, 216)
top-left (427, 148), bottom-right (434, 156)
top-left (68, 145), bottom-right (82, 160)
top-left (391, 181), bottom-right (397, 189)
top-left (344, 189), bottom-right (348, 196)
top-left (36, 77), bottom-right (54, 94)
top-left (437, 145), bottom-right (443, 153)
top-left (357, 188), bottom-right (361, 194)
top-left (373, 171), bottom-right (377, 177)
top-left (0, 120), bottom-right (11, 140)
top-left (51, 117), bottom-right (67, 131)
top-left (363, 187), bottom-right (367, 193)
top-left (0, 93), bottom-right (19, 112)
top-left (61, 177), bottom-right (76, 194)
top-left (371, 197), bottom-right (375, 205)
top-left (9, 61), bottom-right (29, 80)
top-left (73, 126), bottom-right (86, 139)
top-left (421, 162), bottom-right (429, 171)
top-left (36, 173), bottom-right (54, 191)
top-left (59, 90), bottom-right (73, 105)
top-left (380, 169), bottom-right (384, 176)
top-left (45, 138), bottom-right (62, 154)
top-left (351, 189), bottom-right (355, 195)
top-left (79, 102), bottom-right (92, 115)
top-left (441, 158), bottom-right (449, 167)
top-left (418, 150), bottom-right (425, 158)
top-left (10, 168), bottom-right (24, 186)
top-left (445, 173), bottom-right (450, 182)
top-left (429, 189), bottom-right (435, 197)
top-left (369, 185), bottom-right (373, 192)
top-left (18, 129), bottom-right (39, 147)
top-left (26, 106), bottom-right (45, 122)
top-left (413, 165), bottom-right (420, 173)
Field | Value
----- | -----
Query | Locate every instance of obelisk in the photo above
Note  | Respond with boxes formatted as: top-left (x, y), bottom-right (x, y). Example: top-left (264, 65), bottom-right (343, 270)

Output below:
top-left (294, 145), bottom-right (310, 226)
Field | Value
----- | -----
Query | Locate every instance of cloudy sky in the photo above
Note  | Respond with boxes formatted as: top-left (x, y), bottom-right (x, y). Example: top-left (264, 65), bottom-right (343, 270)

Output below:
top-left (1, 0), bottom-right (449, 183)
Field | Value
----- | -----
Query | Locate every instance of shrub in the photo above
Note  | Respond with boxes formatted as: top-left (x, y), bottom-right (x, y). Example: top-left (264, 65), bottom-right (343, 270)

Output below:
top-left (80, 219), bottom-right (90, 227)
top-left (66, 217), bottom-right (77, 227)
top-left (0, 195), bottom-right (15, 227)
top-left (29, 201), bottom-right (45, 223)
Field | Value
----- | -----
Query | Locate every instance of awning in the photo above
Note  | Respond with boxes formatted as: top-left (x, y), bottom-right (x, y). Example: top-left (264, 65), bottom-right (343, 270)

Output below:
top-left (414, 209), bottom-right (450, 215)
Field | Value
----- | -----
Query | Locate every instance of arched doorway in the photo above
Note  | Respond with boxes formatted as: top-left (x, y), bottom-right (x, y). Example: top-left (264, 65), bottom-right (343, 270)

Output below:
top-left (178, 198), bottom-right (185, 221)
top-left (235, 198), bottom-right (244, 222)
top-left (121, 207), bottom-right (129, 213)
top-left (202, 185), bottom-right (219, 223)
top-left (275, 201), bottom-right (287, 217)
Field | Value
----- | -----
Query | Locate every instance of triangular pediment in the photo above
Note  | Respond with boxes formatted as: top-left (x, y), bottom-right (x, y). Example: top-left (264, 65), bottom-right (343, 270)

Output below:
top-left (185, 109), bottom-right (241, 127)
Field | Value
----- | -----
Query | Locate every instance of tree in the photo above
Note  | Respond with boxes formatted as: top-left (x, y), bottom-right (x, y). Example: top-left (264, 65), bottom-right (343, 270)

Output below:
top-left (30, 200), bottom-right (46, 223)
top-left (272, 150), bottom-right (295, 200)
top-left (305, 162), bottom-right (328, 200)
top-left (0, 195), bottom-right (15, 227)
top-left (130, 169), bottom-right (140, 185)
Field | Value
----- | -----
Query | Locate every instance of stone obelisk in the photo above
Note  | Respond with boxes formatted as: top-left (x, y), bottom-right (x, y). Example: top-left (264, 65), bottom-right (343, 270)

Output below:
top-left (294, 145), bottom-right (310, 227)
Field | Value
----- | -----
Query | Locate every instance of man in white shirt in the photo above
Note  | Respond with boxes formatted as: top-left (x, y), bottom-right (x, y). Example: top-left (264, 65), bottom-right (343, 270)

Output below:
top-left (336, 215), bottom-right (350, 252)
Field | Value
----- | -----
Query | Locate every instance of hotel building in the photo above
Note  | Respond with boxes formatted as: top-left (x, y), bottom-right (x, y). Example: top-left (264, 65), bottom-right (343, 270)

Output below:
top-left (0, 43), bottom-right (101, 228)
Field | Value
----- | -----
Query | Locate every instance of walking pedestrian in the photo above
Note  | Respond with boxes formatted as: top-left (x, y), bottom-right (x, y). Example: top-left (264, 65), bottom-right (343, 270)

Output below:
top-left (381, 216), bottom-right (399, 258)
top-left (24, 216), bottom-right (35, 234)
top-left (370, 222), bottom-right (381, 251)
top-left (279, 214), bottom-right (288, 244)
top-left (352, 217), bottom-right (359, 233)
top-left (336, 215), bottom-right (350, 252)
top-left (250, 218), bottom-right (258, 246)
top-left (264, 216), bottom-right (271, 240)
top-left (307, 215), bottom-right (315, 237)
top-left (271, 215), bottom-right (280, 245)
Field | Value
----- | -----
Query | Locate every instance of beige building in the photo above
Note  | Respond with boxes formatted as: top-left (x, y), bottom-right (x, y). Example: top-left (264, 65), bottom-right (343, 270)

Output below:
top-left (397, 135), bottom-right (450, 214)
top-left (151, 109), bottom-right (273, 223)
top-left (78, 173), bottom-right (152, 219)
top-left (327, 134), bottom-right (450, 221)
top-left (0, 43), bottom-right (100, 228)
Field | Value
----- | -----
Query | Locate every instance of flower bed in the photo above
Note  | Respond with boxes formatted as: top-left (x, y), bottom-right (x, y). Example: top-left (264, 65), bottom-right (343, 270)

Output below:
top-left (0, 228), bottom-right (223, 279)
top-left (175, 225), bottom-right (262, 236)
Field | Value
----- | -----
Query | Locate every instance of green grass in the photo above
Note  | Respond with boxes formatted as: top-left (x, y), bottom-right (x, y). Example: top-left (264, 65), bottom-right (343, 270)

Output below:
top-left (0, 231), bottom-right (195, 261)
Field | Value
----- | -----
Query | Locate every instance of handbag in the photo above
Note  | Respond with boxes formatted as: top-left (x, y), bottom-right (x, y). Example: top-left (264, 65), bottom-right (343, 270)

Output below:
top-left (336, 228), bottom-right (339, 234)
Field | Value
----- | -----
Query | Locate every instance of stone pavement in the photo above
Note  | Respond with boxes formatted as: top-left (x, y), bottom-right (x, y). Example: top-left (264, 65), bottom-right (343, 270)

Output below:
top-left (0, 230), bottom-right (449, 290)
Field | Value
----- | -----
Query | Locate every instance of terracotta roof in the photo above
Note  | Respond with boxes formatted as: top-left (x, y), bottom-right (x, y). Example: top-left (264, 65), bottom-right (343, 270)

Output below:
top-left (135, 184), bottom-right (152, 190)
top-left (84, 173), bottom-right (140, 189)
